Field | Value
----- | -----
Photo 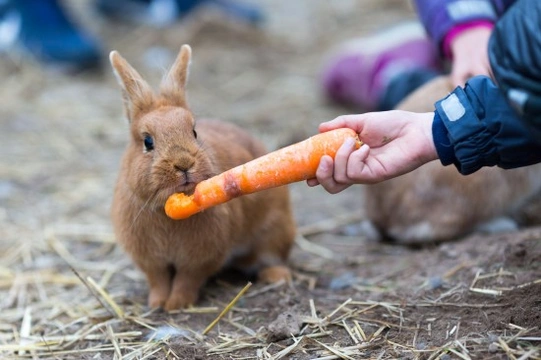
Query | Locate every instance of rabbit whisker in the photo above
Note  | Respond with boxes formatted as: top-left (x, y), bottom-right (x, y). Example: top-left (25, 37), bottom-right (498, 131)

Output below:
top-left (128, 187), bottom-right (160, 231)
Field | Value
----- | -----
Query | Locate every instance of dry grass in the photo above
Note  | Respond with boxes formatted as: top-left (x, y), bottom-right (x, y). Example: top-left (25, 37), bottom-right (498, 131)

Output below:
top-left (2, 220), bottom-right (540, 359)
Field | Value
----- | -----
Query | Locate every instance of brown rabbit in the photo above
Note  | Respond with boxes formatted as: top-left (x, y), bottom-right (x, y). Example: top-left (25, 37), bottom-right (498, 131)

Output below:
top-left (110, 45), bottom-right (296, 310)
top-left (363, 76), bottom-right (541, 244)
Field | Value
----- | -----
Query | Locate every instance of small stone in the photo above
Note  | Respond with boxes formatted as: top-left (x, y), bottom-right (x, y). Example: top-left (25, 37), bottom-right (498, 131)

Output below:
top-left (266, 311), bottom-right (302, 342)
top-left (488, 343), bottom-right (499, 353)
top-left (427, 276), bottom-right (444, 290)
top-left (147, 325), bottom-right (192, 341)
top-left (329, 271), bottom-right (358, 290)
top-left (439, 244), bottom-right (458, 258)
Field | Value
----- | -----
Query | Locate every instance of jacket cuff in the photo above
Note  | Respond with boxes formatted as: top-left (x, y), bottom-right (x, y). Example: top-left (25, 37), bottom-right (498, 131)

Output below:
top-left (432, 111), bottom-right (456, 166)
top-left (434, 85), bottom-right (499, 174)
top-left (426, 0), bottom-right (498, 56)
top-left (442, 20), bottom-right (494, 59)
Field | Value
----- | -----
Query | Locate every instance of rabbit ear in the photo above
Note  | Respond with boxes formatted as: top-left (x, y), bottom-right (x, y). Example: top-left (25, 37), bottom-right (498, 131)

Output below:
top-left (110, 50), bottom-right (155, 121)
top-left (159, 44), bottom-right (192, 107)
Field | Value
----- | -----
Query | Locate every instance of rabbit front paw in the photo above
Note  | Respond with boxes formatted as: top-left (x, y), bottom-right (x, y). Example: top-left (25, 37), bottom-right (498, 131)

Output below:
top-left (258, 265), bottom-right (291, 284)
top-left (164, 291), bottom-right (198, 311)
top-left (148, 288), bottom-right (169, 309)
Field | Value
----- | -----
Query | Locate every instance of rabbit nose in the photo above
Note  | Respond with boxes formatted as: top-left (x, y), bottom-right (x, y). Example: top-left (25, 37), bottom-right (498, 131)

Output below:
top-left (173, 158), bottom-right (194, 180)
top-left (174, 165), bottom-right (191, 184)
top-left (174, 164), bottom-right (190, 174)
top-left (173, 157), bottom-right (194, 172)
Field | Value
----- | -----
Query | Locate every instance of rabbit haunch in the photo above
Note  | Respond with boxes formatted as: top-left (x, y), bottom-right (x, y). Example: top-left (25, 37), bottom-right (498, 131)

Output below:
top-left (110, 45), bottom-right (296, 310)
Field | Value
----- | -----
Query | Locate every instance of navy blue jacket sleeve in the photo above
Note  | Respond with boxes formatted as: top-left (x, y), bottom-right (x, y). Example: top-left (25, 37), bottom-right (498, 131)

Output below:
top-left (431, 0), bottom-right (541, 174)
top-left (489, 0), bottom-right (541, 139)
top-left (432, 77), bottom-right (541, 174)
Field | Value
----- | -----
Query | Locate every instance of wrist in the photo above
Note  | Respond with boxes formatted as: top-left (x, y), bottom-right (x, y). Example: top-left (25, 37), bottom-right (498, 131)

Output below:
top-left (419, 112), bottom-right (439, 163)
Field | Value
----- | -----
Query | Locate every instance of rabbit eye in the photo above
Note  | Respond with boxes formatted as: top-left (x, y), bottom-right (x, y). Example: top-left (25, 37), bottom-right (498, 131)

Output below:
top-left (143, 134), bottom-right (154, 151)
top-left (193, 129), bottom-right (197, 139)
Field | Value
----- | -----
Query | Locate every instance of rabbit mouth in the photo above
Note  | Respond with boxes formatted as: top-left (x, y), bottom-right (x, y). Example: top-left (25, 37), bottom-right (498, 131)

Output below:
top-left (172, 182), bottom-right (197, 195)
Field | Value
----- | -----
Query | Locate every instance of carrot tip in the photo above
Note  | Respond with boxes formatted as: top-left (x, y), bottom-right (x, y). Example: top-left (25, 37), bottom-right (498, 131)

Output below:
top-left (164, 193), bottom-right (200, 220)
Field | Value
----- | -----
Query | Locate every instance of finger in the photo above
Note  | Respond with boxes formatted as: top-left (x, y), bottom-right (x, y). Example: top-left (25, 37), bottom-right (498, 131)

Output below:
top-left (306, 177), bottom-right (320, 187)
top-left (316, 155), bottom-right (350, 194)
top-left (315, 155), bottom-right (334, 182)
top-left (319, 115), bottom-right (349, 132)
top-left (332, 137), bottom-right (357, 183)
top-left (319, 114), bottom-right (365, 133)
top-left (346, 144), bottom-right (372, 181)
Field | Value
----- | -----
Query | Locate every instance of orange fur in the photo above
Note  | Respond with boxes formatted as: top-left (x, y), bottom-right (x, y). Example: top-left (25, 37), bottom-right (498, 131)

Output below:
top-left (363, 76), bottom-right (541, 244)
top-left (110, 45), bottom-right (296, 310)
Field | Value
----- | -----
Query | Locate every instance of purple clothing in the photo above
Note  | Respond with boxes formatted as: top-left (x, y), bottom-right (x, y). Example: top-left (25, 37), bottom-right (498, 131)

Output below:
top-left (442, 20), bottom-right (494, 58)
top-left (413, 0), bottom-right (515, 54)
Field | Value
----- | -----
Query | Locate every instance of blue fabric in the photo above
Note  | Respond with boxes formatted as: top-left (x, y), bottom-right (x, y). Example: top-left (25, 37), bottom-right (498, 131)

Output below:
top-left (429, 0), bottom-right (541, 174)
top-left (96, 0), bottom-right (263, 25)
top-left (378, 68), bottom-right (439, 111)
top-left (9, 0), bottom-right (101, 69)
top-left (434, 76), bottom-right (541, 174)
top-left (488, 0), bottom-right (541, 139)
top-left (432, 111), bottom-right (456, 166)
top-left (212, 0), bottom-right (264, 24)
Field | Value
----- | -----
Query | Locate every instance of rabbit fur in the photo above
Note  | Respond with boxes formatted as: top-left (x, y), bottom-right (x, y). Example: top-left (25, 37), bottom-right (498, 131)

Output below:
top-left (362, 76), bottom-right (541, 244)
top-left (110, 45), bottom-right (296, 310)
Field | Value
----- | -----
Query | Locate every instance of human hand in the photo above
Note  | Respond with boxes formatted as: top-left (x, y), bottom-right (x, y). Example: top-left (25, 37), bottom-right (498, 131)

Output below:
top-left (307, 111), bottom-right (438, 194)
top-left (450, 26), bottom-right (493, 87)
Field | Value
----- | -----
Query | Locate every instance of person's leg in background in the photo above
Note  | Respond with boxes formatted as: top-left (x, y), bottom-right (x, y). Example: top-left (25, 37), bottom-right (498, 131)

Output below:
top-left (95, 0), bottom-right (263, 28)
top-left (0, 0), bottom-right (263, 73)
top-left (0, 0), bottom-right (102, 72)
top-left (321, 22), bottom-right (442, 112)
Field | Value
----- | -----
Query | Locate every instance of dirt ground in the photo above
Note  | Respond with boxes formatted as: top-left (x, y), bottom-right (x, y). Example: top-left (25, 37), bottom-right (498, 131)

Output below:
top-left (1, 1), bottom-right (540, 359)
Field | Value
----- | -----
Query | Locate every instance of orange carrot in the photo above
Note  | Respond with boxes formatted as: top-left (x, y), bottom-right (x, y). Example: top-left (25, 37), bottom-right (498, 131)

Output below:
top-left (165, 128), bottom-right (360, 220)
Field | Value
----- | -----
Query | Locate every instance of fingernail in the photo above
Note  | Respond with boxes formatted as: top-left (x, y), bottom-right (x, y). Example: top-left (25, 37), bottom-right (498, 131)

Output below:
top-left (344, 138), bottom-right (355, 147)
top-left (320, 159), bottom-right (329, 171)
